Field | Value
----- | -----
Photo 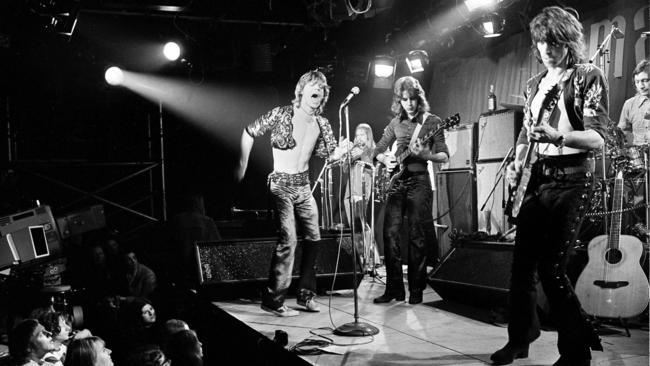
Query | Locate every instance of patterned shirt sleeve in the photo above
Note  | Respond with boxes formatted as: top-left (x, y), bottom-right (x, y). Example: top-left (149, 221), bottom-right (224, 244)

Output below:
top-left (373, 119), bottom-right (397, 158)
top-left (245, 106), bottom-right (282, 138)
top-left (314, 116), bottom-right (337, 159)
top-left (579, 64), bottom-right (609, 139)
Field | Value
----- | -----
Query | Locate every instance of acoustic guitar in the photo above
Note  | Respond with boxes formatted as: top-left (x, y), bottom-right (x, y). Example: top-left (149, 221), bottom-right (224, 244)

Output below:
top-left (575, 171), bottom-right (649, 318)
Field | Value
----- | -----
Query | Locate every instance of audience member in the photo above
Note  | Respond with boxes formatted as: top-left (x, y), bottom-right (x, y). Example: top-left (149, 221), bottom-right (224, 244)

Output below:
top-left (120, 249), bottom-right (157, 299)
top-left (124, 345), bottom-right (169, 366)
top-left (165, 329), bottom-right (203, 366)
top-left (9, 319), bottom-right (58, 366)
top-left (64, 337), bottom-right (113, 366)
top-left (29, 308), bottom-right (93, 365)
top-left (160, 319), bottom-right (190, 353)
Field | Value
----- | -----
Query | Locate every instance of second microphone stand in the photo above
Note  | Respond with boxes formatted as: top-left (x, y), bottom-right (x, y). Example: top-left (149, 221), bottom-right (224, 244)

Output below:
top-left (333, 104), bottom-right (380, 337)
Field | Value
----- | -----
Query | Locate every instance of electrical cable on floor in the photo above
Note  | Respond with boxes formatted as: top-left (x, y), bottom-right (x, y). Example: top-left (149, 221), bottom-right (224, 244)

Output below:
top-left (289, 328), bottom-right (374, 355)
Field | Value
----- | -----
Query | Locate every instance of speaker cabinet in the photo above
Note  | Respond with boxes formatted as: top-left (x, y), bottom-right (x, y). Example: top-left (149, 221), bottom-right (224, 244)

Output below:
top-left (428, 240), bottom-right (513, 308)
top-left (476, 161), bottom-right (511, 235)
top-left (441, 124), bottom-right (476, 170)
top-left (196, 233), bottom-right (362, 299)
top-left (477, 109), bottom-right (523, 161)
top-left (436, 169), bottom-right (477, 233)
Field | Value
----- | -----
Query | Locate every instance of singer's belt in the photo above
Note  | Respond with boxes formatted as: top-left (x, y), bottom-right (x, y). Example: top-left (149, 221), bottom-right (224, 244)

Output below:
top-left (268, 171), bottom-right (310, 186)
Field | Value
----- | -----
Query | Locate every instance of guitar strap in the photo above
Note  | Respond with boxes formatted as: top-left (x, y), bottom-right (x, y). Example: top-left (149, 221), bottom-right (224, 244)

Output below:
top-left (409, 112), bottom-right (432, 147)
top-left (532, 70), bottom-right (573, 146)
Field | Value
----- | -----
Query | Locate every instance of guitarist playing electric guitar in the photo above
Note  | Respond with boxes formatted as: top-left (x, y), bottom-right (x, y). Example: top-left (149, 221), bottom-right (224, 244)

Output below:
top-left (372, 76), bottom-right (449, 306)
top-left (491, 7), bottom-right (609, 366)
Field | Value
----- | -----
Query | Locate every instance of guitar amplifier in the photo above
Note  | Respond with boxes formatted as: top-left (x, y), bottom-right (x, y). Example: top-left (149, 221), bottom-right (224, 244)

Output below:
top-left (477, 109), bottom-right (523, 161)
top-left (476, 161), bottom-right (511, 235)
top-left (441, 123), bottom-right (476, 170)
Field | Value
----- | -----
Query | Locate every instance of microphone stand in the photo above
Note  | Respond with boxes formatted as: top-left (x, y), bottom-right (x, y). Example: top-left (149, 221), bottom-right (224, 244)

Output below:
top-left (480, 149), bottom-right (513, 233)
top-left (333, 103), bottom-right (380, 337)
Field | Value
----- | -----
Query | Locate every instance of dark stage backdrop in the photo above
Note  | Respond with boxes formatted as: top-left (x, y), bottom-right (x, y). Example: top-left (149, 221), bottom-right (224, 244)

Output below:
top-left (428, 0), bottom-right (649, 126)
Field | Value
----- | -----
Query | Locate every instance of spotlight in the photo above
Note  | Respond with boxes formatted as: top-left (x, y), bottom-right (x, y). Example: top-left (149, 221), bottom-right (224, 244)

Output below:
top-left (374, 55), bottom-right (395, 78)
top-left (105, 66), bottom-right (124, 86)
top-left (464, 0), bottom-right (498, 11)
top-left (481, 13), bottom-right (505, 38)
top-left (163, 42), bottom-right (181, 61)
top-left (406, 50), bottom-right (429, 74)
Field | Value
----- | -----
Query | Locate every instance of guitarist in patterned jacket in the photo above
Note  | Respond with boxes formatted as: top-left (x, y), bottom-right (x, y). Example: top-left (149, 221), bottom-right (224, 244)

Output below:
top-left (490, 7), bottom-right (607, 366)
top-left (372, 76), bottom-right (449, 305)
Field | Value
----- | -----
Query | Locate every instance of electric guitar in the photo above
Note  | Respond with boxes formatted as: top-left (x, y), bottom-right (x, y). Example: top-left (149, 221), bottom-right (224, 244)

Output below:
top-left (575, 171), bottom-right (649, 318)
top-left (376, 113), bottom-right (460, 201)
top-left (506, 84), bottom-right (561, 219)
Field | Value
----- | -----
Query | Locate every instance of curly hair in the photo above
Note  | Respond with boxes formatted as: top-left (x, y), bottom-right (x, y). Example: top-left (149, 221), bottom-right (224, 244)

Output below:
top-left (291, 70), bottom-right (330, 115)
top-left (30, 307), bottom-right (71, 339)
top-left (390, 76), bottom-right (430, 117)
top-left (529, 6), bottom-right (586, 67)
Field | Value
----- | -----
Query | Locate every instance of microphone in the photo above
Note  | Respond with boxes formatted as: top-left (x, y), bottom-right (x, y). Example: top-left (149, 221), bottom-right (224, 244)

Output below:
top-left (612, 26), bottom-right (624, 39)
top-left (340, 86), bottom-right (360, 107)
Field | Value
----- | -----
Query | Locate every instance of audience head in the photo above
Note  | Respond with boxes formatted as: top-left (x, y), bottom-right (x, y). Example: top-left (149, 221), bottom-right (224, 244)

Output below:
top-left (166, 329), bottom-right (203, 366)
top-left (64, 337), bottom-right (112, 366)
top-left (30, 308), bottom-right (73, 345)
top-left (125, 345), bottom-right (169, 366)
top-left (9, 319), bottom-right (57, 363)
top-left (125, 297), bottom-right (157, 326)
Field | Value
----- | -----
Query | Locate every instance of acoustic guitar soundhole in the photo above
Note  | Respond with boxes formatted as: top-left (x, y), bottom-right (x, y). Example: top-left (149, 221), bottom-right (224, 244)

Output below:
top-left (604, 248), bottom-right (623, 264)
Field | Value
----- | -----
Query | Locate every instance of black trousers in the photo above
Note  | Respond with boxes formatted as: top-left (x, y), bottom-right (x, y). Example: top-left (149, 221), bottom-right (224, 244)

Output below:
top-left (383, 172), bottom-right (435, 294)
top-left (508, 157), bottom-right (602, 359)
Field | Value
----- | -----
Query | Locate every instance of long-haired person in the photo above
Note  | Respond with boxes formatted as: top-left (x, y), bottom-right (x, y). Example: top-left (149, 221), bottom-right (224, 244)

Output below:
top-left (237, 70), bottom-right (338, 316)
top-left (491, 6), bottom-right (606, 366)
top-left (373, 76), bottom-right (449, 305)
top-left (9, 319), bottom-right (58, 366)
top-left (64, 337), bottom-right (113, 366)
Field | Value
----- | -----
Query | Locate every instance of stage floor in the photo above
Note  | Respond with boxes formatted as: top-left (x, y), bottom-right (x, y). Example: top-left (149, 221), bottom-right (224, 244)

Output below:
top-left (213, 270), bottom-right (649, 365)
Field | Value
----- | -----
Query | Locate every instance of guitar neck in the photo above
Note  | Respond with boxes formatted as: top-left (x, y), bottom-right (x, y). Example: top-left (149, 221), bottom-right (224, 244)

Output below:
top-left (608, 174), bottom-right (624, 250)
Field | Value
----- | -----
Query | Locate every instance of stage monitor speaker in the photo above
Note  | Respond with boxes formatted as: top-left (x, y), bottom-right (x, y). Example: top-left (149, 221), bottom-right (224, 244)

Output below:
top-left (196, 233), bottom-right (362, 299)
top-left (56, 205), bottom-right (106, 239)
top-left (477, 109), bottom-right (523, 161)
top-left (476, 161), bottom-right (511, 235)
top-left (428, 240), bottom-right (513, 309)
top-left (441, 124), bottom-right (475, 170)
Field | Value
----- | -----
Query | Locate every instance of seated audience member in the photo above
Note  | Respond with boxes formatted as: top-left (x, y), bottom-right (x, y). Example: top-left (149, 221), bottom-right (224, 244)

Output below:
top-left (160, 319), bottom-right (190, 353)
top-left (9, 319), bottom-right (58, 366)
top-left (119, 297), bottom-right (160, 353)
top-left (64, 337), bottom-right (113, 366)
top-left (30, 308), bottom-right (92, 365)
top-left (124, 345), bottom-right (169, 366)
top-left (165, 329), bottom-right (203, 366)
top-left (119, 248), bottom-right (157, 299)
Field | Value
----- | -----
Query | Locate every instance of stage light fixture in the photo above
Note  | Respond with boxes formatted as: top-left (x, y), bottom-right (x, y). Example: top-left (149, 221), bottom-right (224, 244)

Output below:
top-left (374, 55), bottom-right (395, 78)
top-left (464, 0), bottom-right (497, 11)
top-left (105, 66), bottom-right (124, 86)
top-left (481, 13), bottom-right (505, 38)
top-left (406, 50), bottom-right (429, 74)
top-left (163, 42), bottom-right (181, 61)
